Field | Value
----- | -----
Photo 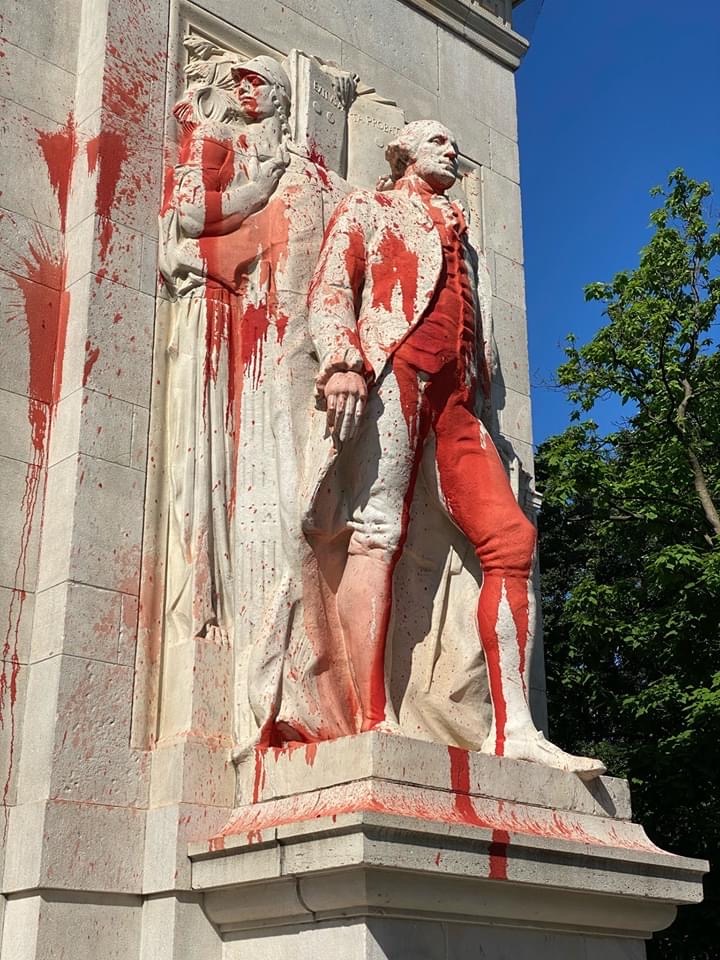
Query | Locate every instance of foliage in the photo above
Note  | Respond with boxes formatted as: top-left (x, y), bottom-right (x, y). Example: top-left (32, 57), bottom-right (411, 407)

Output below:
top-left (537, 171), bottom-right (720, 959)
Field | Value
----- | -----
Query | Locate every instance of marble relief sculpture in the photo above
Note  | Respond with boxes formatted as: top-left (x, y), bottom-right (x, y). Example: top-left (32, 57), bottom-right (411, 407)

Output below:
top-left (152, 39), bottom-right (603, 777)
top-left (152, 40), bottom-right (351, 746)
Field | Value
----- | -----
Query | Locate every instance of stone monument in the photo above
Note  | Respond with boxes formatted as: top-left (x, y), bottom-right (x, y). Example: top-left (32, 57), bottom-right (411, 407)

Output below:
top-left (0, 1), bottom-right (707, 958)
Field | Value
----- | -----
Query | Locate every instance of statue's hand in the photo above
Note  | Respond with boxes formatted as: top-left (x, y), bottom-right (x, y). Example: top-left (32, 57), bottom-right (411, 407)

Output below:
top-left (324, 371), bottom-right (367, 444)
top-left (247, 143), bottom-right (289, 199)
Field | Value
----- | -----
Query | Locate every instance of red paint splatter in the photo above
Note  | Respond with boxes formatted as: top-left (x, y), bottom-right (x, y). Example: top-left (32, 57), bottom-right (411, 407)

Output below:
top-left (36, 115), bottom-right (76, 233)
top-left (307, 142), bottom-right (331, 188)
top-left (86, 130), bottom-right (129, 261)
top-left (304, 742), bottom-right (318, 767)
top-left (2, 236), bottom-right (70, 818)
top-left (370, 228), bottom-right (419, 325)
top-left (83, 339), bottom-right (101, 386)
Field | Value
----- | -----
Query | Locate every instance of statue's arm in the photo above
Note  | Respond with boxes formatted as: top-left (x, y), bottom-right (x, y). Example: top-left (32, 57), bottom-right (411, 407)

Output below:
top-left (173, 133), bottom-right (288, 239)
top-left (307, 195), bottom-right (371, 399)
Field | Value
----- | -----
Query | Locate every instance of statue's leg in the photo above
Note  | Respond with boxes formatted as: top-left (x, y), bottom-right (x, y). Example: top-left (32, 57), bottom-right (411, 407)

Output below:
top-left (338, 361), bottom-right (430, 732)
top-left (433, 383), bottom-right (605, 779)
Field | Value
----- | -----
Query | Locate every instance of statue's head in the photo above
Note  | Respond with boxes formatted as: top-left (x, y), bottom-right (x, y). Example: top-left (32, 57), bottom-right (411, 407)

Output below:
top-left (231, 56), bottom-right (292, 125)
top-left (385, 120), bottom-right (459, 192)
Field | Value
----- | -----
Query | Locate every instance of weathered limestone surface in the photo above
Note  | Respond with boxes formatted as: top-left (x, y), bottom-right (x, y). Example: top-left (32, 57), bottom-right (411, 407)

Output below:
top-left (191, 736), bottom-right (705, 956)
top-left (0, 0), bottom-right (706, 957)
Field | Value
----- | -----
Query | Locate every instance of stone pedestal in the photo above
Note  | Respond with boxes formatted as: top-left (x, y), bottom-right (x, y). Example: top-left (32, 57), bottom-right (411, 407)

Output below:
top-left (188, 734), bottom-right (706, 958)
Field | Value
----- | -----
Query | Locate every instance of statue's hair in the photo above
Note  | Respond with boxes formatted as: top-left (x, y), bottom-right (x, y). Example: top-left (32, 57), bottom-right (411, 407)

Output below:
top-left (270, 86), bottom-right (292, 141)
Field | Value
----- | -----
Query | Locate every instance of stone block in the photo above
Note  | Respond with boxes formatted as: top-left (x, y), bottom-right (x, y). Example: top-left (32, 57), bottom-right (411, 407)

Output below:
top-left (446, 924), bottom-right (597, 960)
top-left (76, 0), bottom-right (109, 74)
top-left (490, 126), bottom-right (520, 183)
top-left (0, 454), bottom-right (42, 592)
top-left (340, 44), bottom-right (439, 123)
top-left (438, 28), bottom-right (518, 140)
top-left (0, 654), bottom-right (30, 806)
top-left (482, 166), bottom-right (524, 263)
top-left (492, 297), bottom-right (530, 395)
top-left (139, 894), bottom-right (221, 960)
top-left (0, 38), bottom-right (75, 125)
top-left (235, 733), bottom-right (632, 821)
top-left (0, 388), bottom-right (34, 464)
top-left (0, 893), bottom-right (41, 960)
top-left (35, 454), bottom-right (79, 592)
top-left (51, 388), bottom-right (134, 468)
top-left (41, 798), bottom-right (145, 893)
top-left (130, 405), bottom-right (149, 470)
top-left (0, 587), bottom-right (34, 666)
top-left (76, 43), bottom-right (167, 136)
top-left (48, 389), bottom-right (82, 468)
top-left (142, 803), bottom-right (233, 894)
top-left (68, 454), bottom-right (144, 594)
top-left (76, 275), bottom-right (155, 408)
top-left (156, 633), bottom-right (233, 742)
top-left (0, 216), bottom-right (66, 400)
top-left (149, 738), bottom-right (234, 809)
top-left (366, 918), bottom-right (449, 959)
top-left (438, 100), bottom-right (491, 168)
top-left (13, 657), bottom-right (60, 804)
top-left (285, 0), bottom-right (439, 93)
top-left (2, 800), bottom-right (47, 891)
top-left (32, 581), bottom-right (126, 663)
top-left (198, 0), bottom-right (343, 67)
top-left (2, 891), bottom-right (141, 960)
top-left (118, 592), bottom-right (139, 666)
top-left (105, 0), bottom-right (169, 76)
top-left (499, 385), bottom-right (533, 445)
top-left (65, 213), bottom-right (143, 291)
top-left (71, 107), bottom-right (164, 240)
top-left (139, 235), bottom-right (160, 297)
top-left (1, 0), bottom-right (80, 73)
top-left (0, 97), bottom-right (76, 233)
top-left (44, 655), bottom-right (149, 807)
top-left (493, 251), bottom-right (526, 308)
top-left (223, 919), bottom-right (367, 960)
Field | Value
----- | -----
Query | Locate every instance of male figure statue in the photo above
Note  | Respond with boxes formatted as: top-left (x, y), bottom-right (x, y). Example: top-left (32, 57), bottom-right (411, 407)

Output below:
top-left (307, 120), bottom-right (604, 778)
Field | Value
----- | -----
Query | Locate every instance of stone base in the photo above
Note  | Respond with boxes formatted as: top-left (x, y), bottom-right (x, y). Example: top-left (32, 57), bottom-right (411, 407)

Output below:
top-left (189, 734), bottom-right (706, 958)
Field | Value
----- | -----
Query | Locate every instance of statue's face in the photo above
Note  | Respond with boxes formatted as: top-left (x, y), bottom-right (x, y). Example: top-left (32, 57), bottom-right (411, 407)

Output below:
top-left (235, 71), bottom-right (276, 122)
top-left (408, 123), bottom-right (458, 192)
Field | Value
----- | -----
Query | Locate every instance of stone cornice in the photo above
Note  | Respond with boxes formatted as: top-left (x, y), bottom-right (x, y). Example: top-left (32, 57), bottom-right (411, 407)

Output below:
top-left (402, 0), bottom-right (530, 69)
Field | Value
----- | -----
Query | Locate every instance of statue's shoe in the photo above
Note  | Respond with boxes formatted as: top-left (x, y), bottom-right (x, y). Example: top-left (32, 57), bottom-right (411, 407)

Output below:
top-left (481, 731), bottom-right (606, 781)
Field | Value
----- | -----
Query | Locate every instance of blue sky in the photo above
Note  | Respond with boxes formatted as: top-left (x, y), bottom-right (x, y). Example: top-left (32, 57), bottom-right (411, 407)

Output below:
top-left (513, 0), bottom-right (720, 442)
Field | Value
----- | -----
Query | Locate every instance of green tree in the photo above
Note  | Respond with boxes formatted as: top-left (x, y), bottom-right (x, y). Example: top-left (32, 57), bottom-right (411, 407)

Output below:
top-left (537, 170), bottom-right (720, 959)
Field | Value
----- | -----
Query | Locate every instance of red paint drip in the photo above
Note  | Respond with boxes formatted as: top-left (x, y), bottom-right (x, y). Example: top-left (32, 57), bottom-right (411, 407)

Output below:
top-left (36, 115), bottom-right (76, 234)
top-left (83, 339), bottom-right (101, 386)
top-left (488, 828), bottom-right (510, 880)
top-left (448, 745), bottom-right (480, 823)
top-left (477, 576), bottom-right (507, 755)
top-left (86, 130), bottom-right (129, 261)
top-left (252, 748), bottom-right (265, 804)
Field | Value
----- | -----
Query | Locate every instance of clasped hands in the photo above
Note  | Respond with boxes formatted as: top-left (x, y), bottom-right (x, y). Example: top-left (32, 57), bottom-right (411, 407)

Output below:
top-left (323, 371), bottom-right (367, 444)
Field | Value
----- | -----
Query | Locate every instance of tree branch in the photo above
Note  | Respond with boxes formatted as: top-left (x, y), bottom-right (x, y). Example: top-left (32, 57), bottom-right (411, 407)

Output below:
top-left (677, 378), bottom-right (720, 539)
